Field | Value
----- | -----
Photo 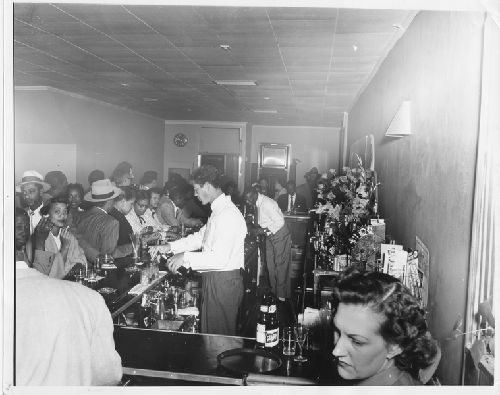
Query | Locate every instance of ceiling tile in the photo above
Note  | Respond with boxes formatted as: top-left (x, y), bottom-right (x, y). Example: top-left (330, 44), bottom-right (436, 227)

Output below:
top-left (13, 4), bottom-right (407, 127)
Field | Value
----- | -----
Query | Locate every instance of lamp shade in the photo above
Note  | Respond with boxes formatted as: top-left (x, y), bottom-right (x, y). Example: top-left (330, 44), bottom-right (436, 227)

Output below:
top-left (386, 101), bottom-right (411, 137)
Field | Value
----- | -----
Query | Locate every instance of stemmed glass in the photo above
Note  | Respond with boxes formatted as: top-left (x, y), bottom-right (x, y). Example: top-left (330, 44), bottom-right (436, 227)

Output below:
top-left (294, 323), bottom-right (308, 362)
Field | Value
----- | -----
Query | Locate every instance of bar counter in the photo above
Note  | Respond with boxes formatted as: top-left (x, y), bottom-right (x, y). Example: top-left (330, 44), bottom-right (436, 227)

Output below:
top-left (113, 326), bottom-right (349, 386)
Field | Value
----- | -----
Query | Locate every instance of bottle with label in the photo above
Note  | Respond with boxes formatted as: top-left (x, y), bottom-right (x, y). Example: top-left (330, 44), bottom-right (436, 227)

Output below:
top-left (265, 292), bottom-right (280, 353)
top-left (138, 294), bottom-right (151, 329)
top-left (255, 293), bottom-right (268, 349)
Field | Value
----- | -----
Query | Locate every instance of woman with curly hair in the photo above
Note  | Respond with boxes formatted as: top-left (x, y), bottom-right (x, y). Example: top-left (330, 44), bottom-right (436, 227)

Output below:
top-left (110, 161), bottom-right (134, 187)
top-left (27, 197), bottom-right (87, 279)
top-left (331, 268), bottom-right (438, 385)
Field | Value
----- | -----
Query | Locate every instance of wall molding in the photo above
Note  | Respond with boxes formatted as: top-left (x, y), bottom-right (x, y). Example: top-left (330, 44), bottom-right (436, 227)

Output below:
top-left (164, 120), bottom-right (247, 127)
top-left (252, 124), bottom-right (340, 131)
top-left (15, 86), bottom-right (164, 121)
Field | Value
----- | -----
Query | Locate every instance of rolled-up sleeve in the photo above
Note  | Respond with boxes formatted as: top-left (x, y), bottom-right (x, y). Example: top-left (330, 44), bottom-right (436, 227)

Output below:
top-left (183, 211), bottom-right (245, 271)
top-left (169, 226), bottom-right (205, 254)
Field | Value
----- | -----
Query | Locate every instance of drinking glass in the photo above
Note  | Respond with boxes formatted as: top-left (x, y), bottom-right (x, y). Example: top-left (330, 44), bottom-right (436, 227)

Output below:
top-left (123, 312), bottom-right (135, 327)
top-left (88, 265), bottom-right (97, 281)
top-left (282, 326), bottom-right (296, 356)
top-left (294, 323), bottom-right (308, 362)
top-left (103, 253), bottom-right (114, 265)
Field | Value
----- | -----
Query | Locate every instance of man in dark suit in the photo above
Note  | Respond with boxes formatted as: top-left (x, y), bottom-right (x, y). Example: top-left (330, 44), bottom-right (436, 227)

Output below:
top-left (277, 180), bottom-right (308, 213)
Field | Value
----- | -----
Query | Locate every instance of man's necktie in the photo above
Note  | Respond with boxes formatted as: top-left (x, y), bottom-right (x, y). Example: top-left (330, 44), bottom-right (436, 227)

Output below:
top-left (253, 205), bottom-right (259, 227)
top-left (139, 216), bottom-right (146, 225)
top-left (290, 195), bottom-right (294, 211)
top-left (28, 210), bottom-right (35, 234)
top-left (175, 208), bottom-right (179, 218)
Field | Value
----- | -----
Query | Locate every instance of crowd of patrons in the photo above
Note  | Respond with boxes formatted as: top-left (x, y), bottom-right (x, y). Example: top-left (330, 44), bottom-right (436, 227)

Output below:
top-left (14, 162), bottom-right (439, 386)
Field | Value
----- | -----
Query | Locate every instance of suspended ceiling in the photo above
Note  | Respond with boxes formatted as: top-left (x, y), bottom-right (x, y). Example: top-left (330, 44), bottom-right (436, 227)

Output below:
top-left (13, 3), bottom-right (418, 127)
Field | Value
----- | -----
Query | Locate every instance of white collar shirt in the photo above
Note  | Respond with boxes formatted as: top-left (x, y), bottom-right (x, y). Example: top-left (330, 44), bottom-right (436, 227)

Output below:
top-left (125, 210), bottom-right (148, 234)
top-left (143, 208), bottom-right (169, 231)
top-left (287, 193), bottom-right (297, 211)
top-left (50, 231), bottom-right (62, 250)
top-left (16, 261), bottom-right (30, 270)
top-left (255, 193), bottom-right (285, 234)
top-left (169, 194), bottom-right (247, 272)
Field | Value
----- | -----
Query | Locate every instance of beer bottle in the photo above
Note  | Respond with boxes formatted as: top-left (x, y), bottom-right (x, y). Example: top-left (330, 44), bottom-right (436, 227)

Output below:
top-left (255, 293), bottom-right (268, 349)
top-left (265, 292), bottom-right (279, 352)
top-left (138, 294), bottom-right (151, 329)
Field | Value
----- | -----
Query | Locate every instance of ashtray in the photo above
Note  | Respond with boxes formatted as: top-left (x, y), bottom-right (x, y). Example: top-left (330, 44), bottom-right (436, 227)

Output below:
top-left (98, 287), bottom-right (116, 295)
top-left (217, 348), bottom-right (282, 374)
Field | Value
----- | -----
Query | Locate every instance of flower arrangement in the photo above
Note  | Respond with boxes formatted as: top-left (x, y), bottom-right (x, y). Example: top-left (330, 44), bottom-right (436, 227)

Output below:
top-left (315, 155), bottom-right (379, 225)
top-left (311, 155), bottom-right (381, 268)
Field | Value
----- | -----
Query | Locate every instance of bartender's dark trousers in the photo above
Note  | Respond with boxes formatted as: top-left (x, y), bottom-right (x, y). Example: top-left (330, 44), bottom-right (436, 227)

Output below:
top-left (201, 269), bottom-right (243, 336)
top-left (266, 224), bottom-right (292, 299)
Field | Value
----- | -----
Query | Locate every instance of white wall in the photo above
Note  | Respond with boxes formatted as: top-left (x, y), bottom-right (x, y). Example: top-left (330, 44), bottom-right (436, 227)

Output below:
top-left (15, 88), bottom-right (166, 188)
top-left (251, 125), bottom-right (341, 182)
top-left (164, 121), bottom-right (247, 191)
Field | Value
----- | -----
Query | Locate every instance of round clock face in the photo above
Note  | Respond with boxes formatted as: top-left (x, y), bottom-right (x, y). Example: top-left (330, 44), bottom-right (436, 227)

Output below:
top-left (173, 133), bottom-right (188, 147)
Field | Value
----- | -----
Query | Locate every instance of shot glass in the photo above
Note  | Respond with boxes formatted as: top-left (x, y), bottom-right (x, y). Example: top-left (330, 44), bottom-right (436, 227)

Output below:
top-left (282, 326), bottom-right (296, 356)
top-left (88, 266), bottom-right (97, 281)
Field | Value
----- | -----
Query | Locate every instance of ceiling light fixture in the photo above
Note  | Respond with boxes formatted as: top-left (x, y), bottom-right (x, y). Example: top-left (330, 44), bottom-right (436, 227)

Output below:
top-left (142, 98), bottom-right (158, 102)
top-left (214, 80), bottom-right (257, 86)
top-left (120, 83), bottom-right (129, 86)
top-left (253, 110), bottom-right (278, 113)
top-left (220, 45), bottom-right (230, 50)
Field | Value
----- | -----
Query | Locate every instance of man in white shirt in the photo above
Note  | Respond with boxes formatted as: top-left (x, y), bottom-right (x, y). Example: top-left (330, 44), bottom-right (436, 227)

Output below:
top-left (15, 210), bottom-right (123, 386)
top-left (16, 170), bottom-right (51, 233)
top-left (150, 165), bottom-right (247, 336)
top-left (244, 186), bottom-right (292, 301)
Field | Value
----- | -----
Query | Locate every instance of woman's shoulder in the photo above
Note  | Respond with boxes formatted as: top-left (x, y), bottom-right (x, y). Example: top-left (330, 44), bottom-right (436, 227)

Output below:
top-left (359, 366), bottom-right (422, 386)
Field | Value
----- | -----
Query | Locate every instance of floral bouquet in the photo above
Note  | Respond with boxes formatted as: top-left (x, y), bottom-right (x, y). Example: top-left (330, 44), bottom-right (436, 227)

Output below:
top-left (316, 154), bottom-right (378, 224)
top-left (313, 155), bottom-right (380, 263)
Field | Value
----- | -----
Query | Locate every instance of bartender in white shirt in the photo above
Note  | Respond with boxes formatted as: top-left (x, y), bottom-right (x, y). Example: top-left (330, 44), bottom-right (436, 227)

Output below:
top-left (150, 165), bottom-right (247, 336)
top-left (243, 186), bottom-right (292, 301)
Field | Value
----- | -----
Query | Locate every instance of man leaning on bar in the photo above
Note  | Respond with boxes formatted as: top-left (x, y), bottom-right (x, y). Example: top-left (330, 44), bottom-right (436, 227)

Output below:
top-left (149, 165), bottom-right (247, 336)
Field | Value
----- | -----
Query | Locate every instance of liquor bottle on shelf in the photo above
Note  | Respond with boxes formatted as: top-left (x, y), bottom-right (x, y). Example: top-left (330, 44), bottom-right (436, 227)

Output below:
top-left (138, 294), bottom-right (151, 329)
top-left (265, 292), bottom-right (279, 353)
top-left (255, 293), bottom-right (269, 349)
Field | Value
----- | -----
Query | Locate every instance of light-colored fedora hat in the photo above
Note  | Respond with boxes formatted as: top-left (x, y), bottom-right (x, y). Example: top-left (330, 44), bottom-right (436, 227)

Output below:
top-left (16, 170), bottom-right (51, 192)
top-left (84, 179), bottom-right (122, 202)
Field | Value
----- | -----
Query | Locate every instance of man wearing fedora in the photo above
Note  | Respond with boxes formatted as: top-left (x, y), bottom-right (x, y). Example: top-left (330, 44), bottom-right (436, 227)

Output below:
top-left (73, 180), bottom-right (133, 262)
top-left (296, 167), bottom-right (320, 209)
top-left (16, 170), bottom-right (51, 234)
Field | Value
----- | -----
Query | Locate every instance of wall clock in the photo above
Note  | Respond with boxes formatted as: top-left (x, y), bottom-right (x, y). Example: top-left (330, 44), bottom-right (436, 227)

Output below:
top-left (173, 133), bottom-right (188, 147)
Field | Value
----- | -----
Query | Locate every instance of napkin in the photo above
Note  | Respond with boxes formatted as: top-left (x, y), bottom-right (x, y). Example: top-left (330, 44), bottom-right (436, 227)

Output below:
top-left (177, 307), bottom-right (199, 317)
top-left (297, 308), bottom-right (321, 327)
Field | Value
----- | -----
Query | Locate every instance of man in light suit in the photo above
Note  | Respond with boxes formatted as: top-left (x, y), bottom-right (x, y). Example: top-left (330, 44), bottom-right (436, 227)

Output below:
top-left (156, 186), bottom-right (203, 229)
top-left (73, 179), bottom-right (132, 262)
top-left (277, 180), bottom-right (308, 213)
